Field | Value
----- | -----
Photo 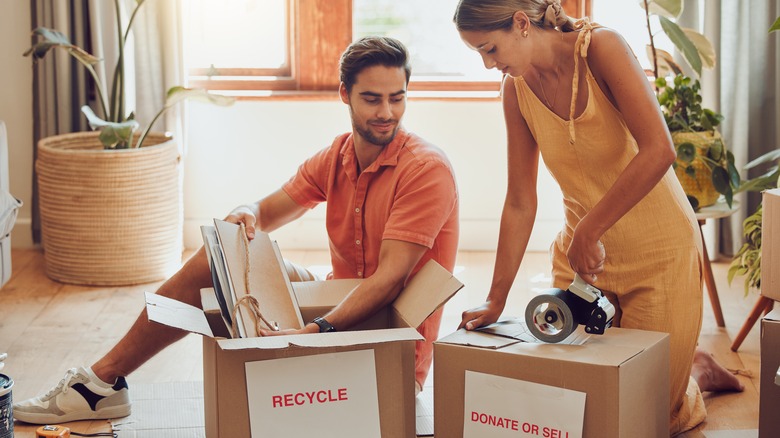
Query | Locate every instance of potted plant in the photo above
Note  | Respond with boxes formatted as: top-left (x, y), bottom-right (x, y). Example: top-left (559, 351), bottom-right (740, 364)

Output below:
top-left (727, 16), bottom-right (780, 294)
top-left (656, 74), bottom-right (740, 210)
top-left (25, 0), bottom-right (233, 285)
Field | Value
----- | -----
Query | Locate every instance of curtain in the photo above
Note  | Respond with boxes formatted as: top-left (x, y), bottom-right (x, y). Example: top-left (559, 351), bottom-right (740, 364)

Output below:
top-left (678, 0), bottom-right (780, 257)
top-left (30, 0), bottom-right (185, 243)
top-left (30, 0), bottom-right (92, 243)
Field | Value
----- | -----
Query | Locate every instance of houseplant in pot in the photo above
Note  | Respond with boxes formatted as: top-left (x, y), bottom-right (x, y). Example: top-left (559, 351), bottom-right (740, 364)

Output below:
top-left (25, 1), bottom-right (233, 285)
top-left (656, 74), bottom-right (740, 210)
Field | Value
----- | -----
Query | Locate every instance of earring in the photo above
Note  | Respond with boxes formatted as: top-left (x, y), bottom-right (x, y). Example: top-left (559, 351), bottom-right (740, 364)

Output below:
top-left (522, 30), bottom-right (529, 38)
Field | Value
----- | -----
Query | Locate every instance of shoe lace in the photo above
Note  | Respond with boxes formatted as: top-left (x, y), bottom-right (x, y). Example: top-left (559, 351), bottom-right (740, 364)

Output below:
top-left (44, 368), bottom-right (79, 399)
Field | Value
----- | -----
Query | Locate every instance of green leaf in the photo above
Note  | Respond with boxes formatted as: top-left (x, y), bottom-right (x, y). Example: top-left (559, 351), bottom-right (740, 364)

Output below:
top-left (744, 149), bottom-right (780, 170)
top-left (645, 0), bottom-right (683, 19)
top-left (770, 16), bottom-right (780, 33)
top-left (708, 138), bottom-right (723, 161)
top-left (727, 159), bottom-right (741, 189)
top-left (712, 166), bottom-right (730, 194)
top-left (685, 165), bottom-right (696, 177)
top-left (81, 105), bottom-right (139, 149)
top-left (164, 86), bottom-right (235, 108)
top-left (682, 28), bottom-right (716, 69)
top-left (659, 17), bottom-right (703, 76)
top-left (24, 27), bottom-right (100, 66)
top-left (676, 142), bottom-right (696, 163)
top-left (686, 195), bottom-right (699, 211)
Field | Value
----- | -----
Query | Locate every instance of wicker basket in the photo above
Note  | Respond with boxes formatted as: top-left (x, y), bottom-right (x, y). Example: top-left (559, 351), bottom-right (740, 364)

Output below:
top-left (36, 132), bottom-right (182, 285)
top-left (672, 130), bottom-right (721, 208)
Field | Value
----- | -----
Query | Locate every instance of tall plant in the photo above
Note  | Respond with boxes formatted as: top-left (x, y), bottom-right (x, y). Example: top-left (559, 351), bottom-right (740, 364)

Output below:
top-left (24, 0), bottom-right (233, 149)
top-left (641, 0), bottom-right (716, 79)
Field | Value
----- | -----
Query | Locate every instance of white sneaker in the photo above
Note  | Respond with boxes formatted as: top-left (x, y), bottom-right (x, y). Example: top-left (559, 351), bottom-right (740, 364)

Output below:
top-left (13, 366), bottom-right (131, 424)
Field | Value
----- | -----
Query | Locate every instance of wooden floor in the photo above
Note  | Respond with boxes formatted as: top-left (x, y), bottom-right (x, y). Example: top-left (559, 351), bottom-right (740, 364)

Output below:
top-left (1, 247), bottom-right (763, 437)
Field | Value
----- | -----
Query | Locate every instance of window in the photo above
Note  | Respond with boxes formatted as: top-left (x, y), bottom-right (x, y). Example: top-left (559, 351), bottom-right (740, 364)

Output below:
top-left (184, 0), bottom-right (590, 98)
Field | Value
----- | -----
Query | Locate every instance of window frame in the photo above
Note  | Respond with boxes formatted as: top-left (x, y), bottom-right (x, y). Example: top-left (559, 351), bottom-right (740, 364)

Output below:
top-left (187, 0), bottom-right (592, 99)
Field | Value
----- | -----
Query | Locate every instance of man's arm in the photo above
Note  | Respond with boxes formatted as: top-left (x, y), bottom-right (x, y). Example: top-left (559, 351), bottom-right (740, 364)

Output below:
top-left (224, 188), bottom-right (308, 239)
top-left (263, 238), bottom-right (428, 335)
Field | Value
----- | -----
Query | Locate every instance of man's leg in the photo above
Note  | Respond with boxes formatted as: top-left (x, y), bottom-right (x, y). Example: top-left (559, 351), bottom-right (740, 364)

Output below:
top-left (14, 248), bottom-right (213, 424)
top-left (93, 247), bottom-right (212, 383)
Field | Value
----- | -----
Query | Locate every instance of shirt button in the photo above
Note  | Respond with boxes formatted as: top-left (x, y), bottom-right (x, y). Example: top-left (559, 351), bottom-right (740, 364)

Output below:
top-left (355, 240), bottom-right (361, 245)
top-left (355, 207), bottom-right (360, 213)
top-left (357, 271), bottom-right (363, 277)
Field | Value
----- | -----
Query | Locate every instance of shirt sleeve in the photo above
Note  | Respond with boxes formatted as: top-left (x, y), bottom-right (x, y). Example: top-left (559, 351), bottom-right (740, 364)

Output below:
top-left (282, 146), bottom-right (332, 209)
top-left (382, 160), bottom-right (458, 248)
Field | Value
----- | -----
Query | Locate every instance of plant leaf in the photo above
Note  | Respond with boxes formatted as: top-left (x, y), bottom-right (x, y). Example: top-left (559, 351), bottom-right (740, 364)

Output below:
top-left (711, 166), bottom-right (730, 194)
top-left (744, 148), bottom-right (780, 170)
top-left (81, 105), bottom-right (139, 149)
top-left (770, 16), bottom-right (780, 33)
top-left (24, 27), bottom-right (100, 67)
top-left (647, 47), bottom-right (683, 77)
top-left (659, 17), bottom-right (703, 76)
top-left (708, 138), bottom-right (723, 161)
top-left (676, 142), bottom-right (696, 163)
top-left (164, 86), bottom-right (235, 108)
top-left (682, 28), bottom-right (716, 69)
top-left (643, 0), bottom-right (683, 19)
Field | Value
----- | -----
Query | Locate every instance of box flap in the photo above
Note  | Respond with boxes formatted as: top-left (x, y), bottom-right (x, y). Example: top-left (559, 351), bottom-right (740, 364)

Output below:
top-left (214, 220), bottom-right (304, 334)
top-left (762, 189), bottom-right (780, 301)
top-left (765, 308), bottom-right (780, 322)
top-left (145, 292), bottom-right (213, 337)
top-left (217, 327), bottom-right (423, 350)
top-left (437, 327), bottom-right (658, 366)
top-left (392, 260), bottom-right (464, 328)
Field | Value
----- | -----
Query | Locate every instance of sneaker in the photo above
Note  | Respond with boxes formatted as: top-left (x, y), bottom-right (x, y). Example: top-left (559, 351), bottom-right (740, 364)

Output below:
top-left (13, 366), bottom-right (131, 424)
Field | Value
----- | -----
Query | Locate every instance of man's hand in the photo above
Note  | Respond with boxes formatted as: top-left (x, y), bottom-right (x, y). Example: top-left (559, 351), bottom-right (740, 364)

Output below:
top-left (224, 205), bottom-right (258, 240)
top-left (459, 300), bottom-right (504, 331)
top-left (258, 323), bottom-right (320, 337)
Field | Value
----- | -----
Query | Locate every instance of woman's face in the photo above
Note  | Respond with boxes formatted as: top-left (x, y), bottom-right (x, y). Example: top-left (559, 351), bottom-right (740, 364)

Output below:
top-left (459, 25), bottom-right (529, 77)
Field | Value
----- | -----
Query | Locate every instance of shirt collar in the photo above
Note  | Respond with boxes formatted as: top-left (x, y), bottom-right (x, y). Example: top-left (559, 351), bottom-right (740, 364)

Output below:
top-left (340, 128), bottom-right (409, 174)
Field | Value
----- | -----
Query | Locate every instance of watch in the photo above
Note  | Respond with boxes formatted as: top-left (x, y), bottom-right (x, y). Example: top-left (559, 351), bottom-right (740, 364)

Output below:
top-left (312, 316), bottom-right (337, 333)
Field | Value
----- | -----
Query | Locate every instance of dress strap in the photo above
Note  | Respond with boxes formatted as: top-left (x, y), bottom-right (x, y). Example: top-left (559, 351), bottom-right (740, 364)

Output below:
top-left (568, 18), bottom-right (594, 144)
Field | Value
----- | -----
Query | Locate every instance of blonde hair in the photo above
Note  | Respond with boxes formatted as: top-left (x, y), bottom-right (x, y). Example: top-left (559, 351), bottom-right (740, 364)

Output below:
top-left (454, 0), bottom-right (576, 33)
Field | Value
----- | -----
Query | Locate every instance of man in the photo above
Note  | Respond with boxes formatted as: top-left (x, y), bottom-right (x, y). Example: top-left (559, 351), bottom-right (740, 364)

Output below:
top-left (14, 36), bottom-right (459, 424)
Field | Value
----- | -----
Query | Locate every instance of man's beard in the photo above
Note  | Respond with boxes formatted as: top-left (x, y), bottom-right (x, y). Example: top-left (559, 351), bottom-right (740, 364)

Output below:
top-left (354, 121), bottom-right (399, 147)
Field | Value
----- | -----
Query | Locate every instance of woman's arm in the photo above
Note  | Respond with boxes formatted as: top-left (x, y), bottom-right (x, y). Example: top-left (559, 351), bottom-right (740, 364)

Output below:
top-left (460, 76), bottom-right (541, 330)
top-left (566, 28), bottom-right (677, 281)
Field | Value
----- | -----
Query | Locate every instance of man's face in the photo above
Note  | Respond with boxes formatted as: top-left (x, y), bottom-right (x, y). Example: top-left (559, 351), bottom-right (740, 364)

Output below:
top-left (340, 65), bottom-right (407, 147)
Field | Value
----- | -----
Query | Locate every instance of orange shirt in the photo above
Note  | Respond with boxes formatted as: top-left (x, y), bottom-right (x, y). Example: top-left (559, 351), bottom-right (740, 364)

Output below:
top-left (283, 128), bottom-right (459, 386)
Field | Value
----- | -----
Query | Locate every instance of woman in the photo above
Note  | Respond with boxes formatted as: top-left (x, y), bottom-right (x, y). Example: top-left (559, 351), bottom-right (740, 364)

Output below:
top-left (453, 0), bottom-right (742, 434)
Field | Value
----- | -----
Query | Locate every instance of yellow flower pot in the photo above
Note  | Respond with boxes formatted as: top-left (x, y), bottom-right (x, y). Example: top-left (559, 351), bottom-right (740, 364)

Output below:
top-left (672, 130), bottom-right (722, 208)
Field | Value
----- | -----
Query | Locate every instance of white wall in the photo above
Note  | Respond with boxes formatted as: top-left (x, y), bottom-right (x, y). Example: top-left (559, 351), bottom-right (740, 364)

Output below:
top-left (183, 100), bottom-right (563, 251)
top-left (1, 0), bottom-right (563, 252)
top-left (0, 1), bottom-right (34, 248)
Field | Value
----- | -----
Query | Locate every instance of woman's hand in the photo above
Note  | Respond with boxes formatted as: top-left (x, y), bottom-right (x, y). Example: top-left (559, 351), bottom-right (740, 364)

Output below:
top-left (459, 300), bottom-right (505, 331)
top-left (224, 205), bottom-right (258, 240)
top-left (567, 229), bottom-right (605, 284)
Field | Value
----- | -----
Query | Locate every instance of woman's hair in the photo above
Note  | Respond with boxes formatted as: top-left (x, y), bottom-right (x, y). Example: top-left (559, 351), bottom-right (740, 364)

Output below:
top-left (339, 36), bottom-right (412, 93)
top-left (453, 0), bottom-right (576, 33)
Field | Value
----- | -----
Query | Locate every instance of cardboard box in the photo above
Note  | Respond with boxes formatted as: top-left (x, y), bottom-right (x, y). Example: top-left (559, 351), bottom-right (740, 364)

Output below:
top-left (146, 230), bottom-right (463, 438)
top-left (434, 326), bottom-right (670, 438)
top-left (760, 309), bottom-right (780, 438)
top-left (762, 188), bottom-right (780, 302)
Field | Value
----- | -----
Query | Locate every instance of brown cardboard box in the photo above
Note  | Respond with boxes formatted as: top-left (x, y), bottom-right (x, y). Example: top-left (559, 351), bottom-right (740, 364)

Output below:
top-left (146, 230), bottom-right (463, 438)
top-left (762, 188), bottom-right (780, 302)
top-left (434, 326), bottom-right (670, 438)
top-left (760, 309), bottom-right (780, 438)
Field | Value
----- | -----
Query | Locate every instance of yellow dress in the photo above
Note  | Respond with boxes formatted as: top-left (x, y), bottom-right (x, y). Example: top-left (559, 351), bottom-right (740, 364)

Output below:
top-left (512, 20), bottom-right (706, 435)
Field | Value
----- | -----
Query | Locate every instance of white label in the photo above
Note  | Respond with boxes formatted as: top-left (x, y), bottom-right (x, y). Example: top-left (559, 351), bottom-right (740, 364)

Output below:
top-left (245, 349), bottom-right (381, 438)
top-left (463, 371), bottom-right (585, 438)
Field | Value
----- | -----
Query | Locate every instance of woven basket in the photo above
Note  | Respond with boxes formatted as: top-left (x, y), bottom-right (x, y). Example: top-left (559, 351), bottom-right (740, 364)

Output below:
top-left (36, 132), bottom-right (182, 285)
top-left (672, 130), bottom-right (721, 208)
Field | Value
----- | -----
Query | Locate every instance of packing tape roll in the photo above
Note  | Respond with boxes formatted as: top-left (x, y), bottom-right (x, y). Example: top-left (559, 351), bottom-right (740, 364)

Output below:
top-left (525, 289), bottom-right (576, 343)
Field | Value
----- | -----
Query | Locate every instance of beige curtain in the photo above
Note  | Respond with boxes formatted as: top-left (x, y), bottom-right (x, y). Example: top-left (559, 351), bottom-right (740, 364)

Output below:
top-left (30, 0), bottom-right (185, 243)
top-left (678, 0), bottom-right (780, 257)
